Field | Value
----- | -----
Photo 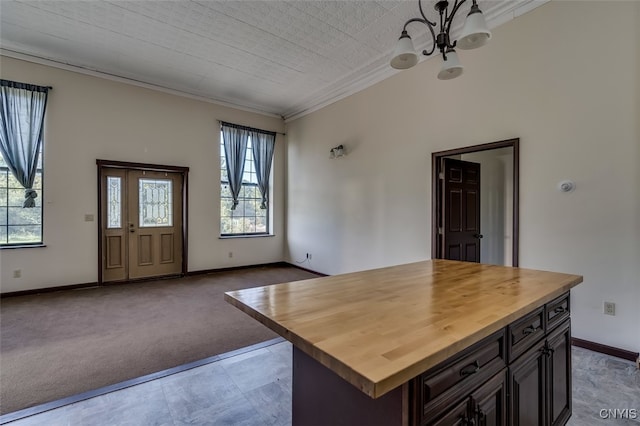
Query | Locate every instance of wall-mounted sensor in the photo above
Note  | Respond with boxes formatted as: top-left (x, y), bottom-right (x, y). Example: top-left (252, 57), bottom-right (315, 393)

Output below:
top-left (558, 180), bottom-right (575, 193)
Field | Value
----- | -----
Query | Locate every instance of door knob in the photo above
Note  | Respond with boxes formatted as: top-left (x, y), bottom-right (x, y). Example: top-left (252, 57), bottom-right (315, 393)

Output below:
top-left (474, 234), bottom-right (483, 239)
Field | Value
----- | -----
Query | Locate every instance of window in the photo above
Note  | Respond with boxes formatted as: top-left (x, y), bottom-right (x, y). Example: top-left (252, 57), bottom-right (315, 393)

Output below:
top-left (220, 134), bottom-right (269, 236)
top-left (0, 79), bottom-right (49, 247)
top-left (0, 150), bottom-right (43, 245)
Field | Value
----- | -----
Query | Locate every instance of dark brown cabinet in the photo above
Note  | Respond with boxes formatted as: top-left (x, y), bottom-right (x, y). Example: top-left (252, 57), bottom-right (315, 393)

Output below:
top-left (510, 338), bottom-right (546, 425)
top-left (412, 293), bottom-right (572, 426)
top-left (413, 329), bottom-right (507, 425)
top-left (508, 307), bottom-right (545, 361)
top-left (431, 398), bottom-right (470, 426)
top-left (427, 370), bottom-right (508, 426)
top-left (472, 370), bottom-right (508, 426)
top-left (509, 308), bottom-right (571, 425)
top-left (546, 319), bottom-right (572, 426)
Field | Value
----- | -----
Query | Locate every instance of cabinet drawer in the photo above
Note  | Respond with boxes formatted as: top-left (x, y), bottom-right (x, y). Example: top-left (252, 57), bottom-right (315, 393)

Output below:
top-left (421, 329), bottom-right (506, 421)
top-left (545, 293), bottom-right (570, 332)
top-left (508, 307), bottom-right (544, 361)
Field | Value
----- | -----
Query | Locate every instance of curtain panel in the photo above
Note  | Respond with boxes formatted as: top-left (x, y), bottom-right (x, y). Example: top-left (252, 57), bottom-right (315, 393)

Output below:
top-left (250, 130), bottom-right (276, 209)
top-left (220, 121), bottom-right (277, 211)
top-left (0, 79), bottom-right (50, 208)
top-left (221, 123), bottom-right (250, 210)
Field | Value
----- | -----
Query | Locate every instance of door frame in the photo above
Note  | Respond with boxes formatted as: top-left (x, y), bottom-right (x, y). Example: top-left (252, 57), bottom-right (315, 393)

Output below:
top-left (96, 159), bottom-right (189, 285)
top-left (432, 138), bottom-right (519, 266)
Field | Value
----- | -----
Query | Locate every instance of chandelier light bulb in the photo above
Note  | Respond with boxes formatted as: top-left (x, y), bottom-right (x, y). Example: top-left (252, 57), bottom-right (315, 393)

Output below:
top-left (457, 4), bottom-right (492, 50)
top-left (437, 50), bottom-right (463, 80)
top-left (390, 32), bottom-right (419, 70)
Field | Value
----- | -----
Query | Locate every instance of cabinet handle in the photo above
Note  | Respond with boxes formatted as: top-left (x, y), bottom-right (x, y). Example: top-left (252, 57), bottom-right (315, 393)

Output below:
top-left (554, 306), bottom-right (566, 314)
top-left (475, 408), bottom-right (486, 423)
top-left (460, 360), bottom-right (480, 377)
top-left (523, 326), bottom-right (539, 335)
top-left (540, 345), bottom-right (555, 356)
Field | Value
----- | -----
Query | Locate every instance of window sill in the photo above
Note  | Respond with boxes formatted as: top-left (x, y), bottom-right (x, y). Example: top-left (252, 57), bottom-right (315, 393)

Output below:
top-left (0, 244), bottom-right (47, 250)
top-left (219, 234), bottom-right (275, 240)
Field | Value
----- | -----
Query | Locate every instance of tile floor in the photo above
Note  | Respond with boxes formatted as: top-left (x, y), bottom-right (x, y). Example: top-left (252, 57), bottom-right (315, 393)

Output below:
top-left (4, 344), bottom-right (639, 425)
top-left (567, 346), bottom-right (640, 425)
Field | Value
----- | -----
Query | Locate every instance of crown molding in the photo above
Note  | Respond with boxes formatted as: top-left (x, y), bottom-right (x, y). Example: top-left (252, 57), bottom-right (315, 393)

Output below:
top-left (283, 0), bottom-right (550, 122)
top-left (1, 0), bottom-right (549, 125)
top-left (0, 47), bottom-right (283, 119)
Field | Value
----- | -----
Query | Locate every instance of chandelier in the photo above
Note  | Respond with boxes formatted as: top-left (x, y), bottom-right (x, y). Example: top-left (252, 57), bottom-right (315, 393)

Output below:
top-left (390, 0), bottom-right (491, 80)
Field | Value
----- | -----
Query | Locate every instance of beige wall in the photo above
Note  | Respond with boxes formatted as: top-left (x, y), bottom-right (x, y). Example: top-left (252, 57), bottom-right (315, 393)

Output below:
top-left (0, 56), bottom-right (285, 292)
top-left (286, 1), bottom-right (640, 352)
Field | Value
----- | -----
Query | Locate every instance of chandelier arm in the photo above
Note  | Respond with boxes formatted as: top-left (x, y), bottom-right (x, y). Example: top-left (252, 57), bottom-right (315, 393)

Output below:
top-left (418, 0), bottom-right (437, 27)
top-left (401, 18), bottom-right (438, 56)
top-left (402, 17), bottom-right (432, 32)
top-left (445, 0), bottom-right (468, 41)
top-left (422, 22), bottom-right (438, 56)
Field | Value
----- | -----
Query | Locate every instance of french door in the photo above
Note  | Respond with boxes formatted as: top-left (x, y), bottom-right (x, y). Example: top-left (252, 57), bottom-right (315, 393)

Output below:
top-left (98, 161), bottom-right (188, 283)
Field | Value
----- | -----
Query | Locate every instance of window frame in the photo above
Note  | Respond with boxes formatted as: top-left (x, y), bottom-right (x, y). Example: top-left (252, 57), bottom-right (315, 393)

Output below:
top-left (219, 134), bottom-right (271, 237)
top-left (0, 150), bottom-right (45, 248)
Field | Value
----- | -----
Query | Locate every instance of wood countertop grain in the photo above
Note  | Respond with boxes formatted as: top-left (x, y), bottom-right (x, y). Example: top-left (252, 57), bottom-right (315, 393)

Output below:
top-left (224, 259), bottom-right (582, 399)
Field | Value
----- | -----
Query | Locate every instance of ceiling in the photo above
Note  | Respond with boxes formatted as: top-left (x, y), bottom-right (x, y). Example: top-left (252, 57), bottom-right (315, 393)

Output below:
top-left (0, 0), bottom-right (545, 120)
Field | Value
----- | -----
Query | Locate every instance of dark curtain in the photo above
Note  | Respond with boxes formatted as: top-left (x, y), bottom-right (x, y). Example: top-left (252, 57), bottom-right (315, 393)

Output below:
top-left (221, 123), bottom-right (249, 210)
top-left (0, 80), bottom-right (50, 207)
top-left (250, 130), bottom-right (276, 209)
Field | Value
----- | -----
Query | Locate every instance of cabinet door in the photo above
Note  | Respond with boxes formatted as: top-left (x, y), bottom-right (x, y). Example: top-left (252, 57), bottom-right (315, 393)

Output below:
top-left (510, 339), bottom-right (546, 425)
top-left (471, 369), bottom-right (507, 426)
top-left (547, 320), bottom-right (571, 426)
top-left (429, 398), bottom-right (472, 426)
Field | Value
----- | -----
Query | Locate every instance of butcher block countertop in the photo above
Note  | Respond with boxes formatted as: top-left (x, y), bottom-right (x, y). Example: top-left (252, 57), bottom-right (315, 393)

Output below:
top-left (224, 259), bottom-right (582, 399)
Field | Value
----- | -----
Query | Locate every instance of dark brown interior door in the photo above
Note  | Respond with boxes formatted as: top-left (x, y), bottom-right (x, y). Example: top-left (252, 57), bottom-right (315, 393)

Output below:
top-left (442, 158), bottom-right (481, 262)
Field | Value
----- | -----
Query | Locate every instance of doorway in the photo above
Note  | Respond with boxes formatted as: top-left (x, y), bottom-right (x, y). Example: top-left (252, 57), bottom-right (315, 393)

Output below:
top-left (97, 160), bottom-right (189, 283)
top-left (432, 139), bottom-right (519, 266)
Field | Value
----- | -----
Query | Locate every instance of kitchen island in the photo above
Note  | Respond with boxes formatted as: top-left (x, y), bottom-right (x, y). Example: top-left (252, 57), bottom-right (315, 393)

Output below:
top-left (225, 260), bottom-right (582, 425)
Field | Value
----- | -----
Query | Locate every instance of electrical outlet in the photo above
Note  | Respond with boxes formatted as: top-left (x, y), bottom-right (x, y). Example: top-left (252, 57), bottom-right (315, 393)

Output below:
top-left (228, 251), bottom-right (233, 258)
top-left (306, 253), bottom-right (312, 260)
top-left (603, 301), bottom-right (615, 316)
top-left (84, 214), bottom-right (95, 222)
top-left (13, 269), bottom-right (21, 278)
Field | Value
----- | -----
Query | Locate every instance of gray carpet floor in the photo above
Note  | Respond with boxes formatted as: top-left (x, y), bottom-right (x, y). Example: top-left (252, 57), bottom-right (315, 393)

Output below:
top-left (0, 265), bottom-right (321, 415)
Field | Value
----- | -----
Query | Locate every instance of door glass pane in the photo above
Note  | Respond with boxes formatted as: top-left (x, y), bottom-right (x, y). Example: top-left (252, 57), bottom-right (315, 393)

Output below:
top-left (107, 176), bottom-right (122, 228)
top-left (139, 178), bottom-right (173, 227)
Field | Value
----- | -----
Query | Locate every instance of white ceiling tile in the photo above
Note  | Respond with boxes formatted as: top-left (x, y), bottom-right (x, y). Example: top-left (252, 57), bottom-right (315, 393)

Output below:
top-left (0, 0), bottom-right (530, 118)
